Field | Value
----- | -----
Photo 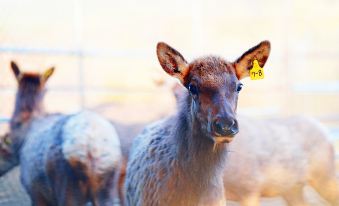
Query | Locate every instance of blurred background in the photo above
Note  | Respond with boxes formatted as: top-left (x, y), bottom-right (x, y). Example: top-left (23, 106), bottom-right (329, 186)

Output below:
top-left (0, 0), bottom-right (338, 205)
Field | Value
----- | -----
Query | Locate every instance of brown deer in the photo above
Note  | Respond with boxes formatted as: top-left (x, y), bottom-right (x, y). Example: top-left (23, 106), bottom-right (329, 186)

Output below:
top-left (0, 61), bottom-right (123, 206)
top-left (170, 71), bottom-right (339, 206)
top-left (124, 41), bottom-right (271, 206)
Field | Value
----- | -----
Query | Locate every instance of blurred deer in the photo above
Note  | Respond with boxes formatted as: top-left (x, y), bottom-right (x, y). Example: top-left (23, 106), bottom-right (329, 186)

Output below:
top-left (171, 65), bottom-right (339, 206)
top-left (223, 116), bottom-right (339, 206)
top-left (124, 41), bottom-right (271, 206)
top-left (0, 132), bottom-right (17, 175)
top-left (0, 61), bottom-right (122, 206)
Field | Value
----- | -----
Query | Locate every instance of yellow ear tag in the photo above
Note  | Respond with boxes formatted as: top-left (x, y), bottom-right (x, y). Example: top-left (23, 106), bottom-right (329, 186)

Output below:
top-left (250, 60), bottom-right (264, 80)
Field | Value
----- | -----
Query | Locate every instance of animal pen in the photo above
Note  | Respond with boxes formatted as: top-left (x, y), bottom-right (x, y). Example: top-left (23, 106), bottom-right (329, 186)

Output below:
top-left (0, 0), bottom-right (339, 205)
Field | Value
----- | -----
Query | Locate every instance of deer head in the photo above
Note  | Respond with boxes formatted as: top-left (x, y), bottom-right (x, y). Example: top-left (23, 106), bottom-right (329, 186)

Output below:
top-left (10, 61), bottom-right (54, 128)
top-left (156, 41), bottom-right (270, 143)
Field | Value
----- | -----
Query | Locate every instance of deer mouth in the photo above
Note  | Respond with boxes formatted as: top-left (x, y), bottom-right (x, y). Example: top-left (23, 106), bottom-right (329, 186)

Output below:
top-left (212, 129), bottom-right (238, 143)
top-left (213, 135), bottom-right (234, 144)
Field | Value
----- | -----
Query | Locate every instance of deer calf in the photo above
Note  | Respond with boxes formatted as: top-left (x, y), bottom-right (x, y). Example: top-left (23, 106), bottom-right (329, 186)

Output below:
top-left (169, 59), bottom-right (339, 206)
top-left (124, 41), bottom-right (270, 206)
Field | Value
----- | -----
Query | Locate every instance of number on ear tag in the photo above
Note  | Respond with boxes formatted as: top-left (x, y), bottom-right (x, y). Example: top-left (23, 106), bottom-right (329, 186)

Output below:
top-left (250, 59), bottom-right (264, 80)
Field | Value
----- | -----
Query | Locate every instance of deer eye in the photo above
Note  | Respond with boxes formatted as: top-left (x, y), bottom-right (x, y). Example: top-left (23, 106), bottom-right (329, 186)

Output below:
top-left (236, 83), bottom-right (243, 92)
top-left (188, 84), bottom-right (199, 96)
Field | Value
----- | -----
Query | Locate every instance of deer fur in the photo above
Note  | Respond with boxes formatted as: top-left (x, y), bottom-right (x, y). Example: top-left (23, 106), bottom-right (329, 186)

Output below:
top-left (0, 62), bottom-right (122, 206)
top-left (124, 41), bottom-right (271, 206)
top-left (224, 115), bottom-right (339, 206)
top-left (170, 69), bottom-right (339, 206)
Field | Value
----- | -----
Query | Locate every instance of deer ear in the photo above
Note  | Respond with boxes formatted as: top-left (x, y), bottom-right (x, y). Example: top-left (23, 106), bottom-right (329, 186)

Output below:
top-left (41, 67), bottom-right (55, 82)
top-left (10, 61), bottom-right (21, 81)
top-left (156, 42), bottom-right (189, 83)
top-left (233, 40), bottom-right (271, 80)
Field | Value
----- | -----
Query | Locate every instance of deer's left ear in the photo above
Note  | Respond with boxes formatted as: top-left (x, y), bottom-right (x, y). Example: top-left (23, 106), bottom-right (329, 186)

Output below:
top-left (233, 40), bottom-right (271, 80)
top-left (10, 61), bottom-right (21, 81)
top-left (41, 67), bottom-right (55, 82)
top-left (156, 42), bottom-right (189, 84)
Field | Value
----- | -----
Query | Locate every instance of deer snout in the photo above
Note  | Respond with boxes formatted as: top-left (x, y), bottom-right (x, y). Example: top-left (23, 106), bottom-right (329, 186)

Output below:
top-left (212, 117), bottom-right (239, 138)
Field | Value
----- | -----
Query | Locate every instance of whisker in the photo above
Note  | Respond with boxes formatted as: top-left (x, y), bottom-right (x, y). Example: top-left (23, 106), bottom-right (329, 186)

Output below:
top-left (213, 142), bottom-right (218, 152)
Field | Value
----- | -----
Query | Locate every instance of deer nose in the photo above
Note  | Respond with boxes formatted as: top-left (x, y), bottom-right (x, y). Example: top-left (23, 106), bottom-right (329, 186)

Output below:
top-left (213, 118), bottom-right (239, 137)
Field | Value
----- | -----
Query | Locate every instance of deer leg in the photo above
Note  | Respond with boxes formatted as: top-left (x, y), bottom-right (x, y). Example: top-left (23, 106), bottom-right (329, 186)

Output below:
top-left (54, 178), bottom-right (87, 206)
top-left (27, 182), bottom-right (53, 206)
top-left (57, 188), bottom-right (87, 206)
top-left (94, 180), bottom-right (116, 206)
top-left (282, 185), bottom-right (308, 206)
top-left (309, 176), bottom-right (339, 206)
top-left (94, 188), bottom-right (116, 206)
top-left (308, 146), bottom-right (339, 206)
top-left (239, 194), bottom-right (260, 206)
top-left (118, 170), bottom-right (126, 206)
top-left (30, 192), bottom-right (51, 206)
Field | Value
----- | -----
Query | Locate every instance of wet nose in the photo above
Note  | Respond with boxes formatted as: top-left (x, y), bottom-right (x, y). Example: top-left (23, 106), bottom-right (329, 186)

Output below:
top-left (213, 118), bottom-right (239, 137)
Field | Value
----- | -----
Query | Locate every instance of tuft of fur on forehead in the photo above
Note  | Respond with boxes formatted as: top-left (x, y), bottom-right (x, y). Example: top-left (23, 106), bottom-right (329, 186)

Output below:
top-left (19, 73), bottom-right (42, 85)
top-left (187, 56), bottom-right (236, 87)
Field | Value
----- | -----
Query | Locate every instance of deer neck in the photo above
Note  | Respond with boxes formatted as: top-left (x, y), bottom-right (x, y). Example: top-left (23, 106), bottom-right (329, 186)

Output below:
top-left (175, 95), bottom-right (228, 181)
top-left (0, 94), bottom-right (46, 174)
top-left (10, 108), bottom-right (44, 130)
top-left (11, 90), bottom-right (45, 126)
top-left (9, 93), bottom-right (45, 153)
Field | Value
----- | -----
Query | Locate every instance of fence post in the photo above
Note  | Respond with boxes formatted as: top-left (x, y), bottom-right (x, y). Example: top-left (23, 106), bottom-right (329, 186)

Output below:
top-left (73, 0), bottom-right (85, 108)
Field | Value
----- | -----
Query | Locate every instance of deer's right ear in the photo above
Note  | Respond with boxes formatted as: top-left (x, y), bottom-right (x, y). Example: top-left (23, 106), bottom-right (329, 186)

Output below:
top-left (156, 42), bottom-right (189, 83)
top-left (10, 61), bottom-right (21, 81)
top-left (41, 67), bottom-right (55, 83)
top-left (233, 41), bottom-right (271, 80)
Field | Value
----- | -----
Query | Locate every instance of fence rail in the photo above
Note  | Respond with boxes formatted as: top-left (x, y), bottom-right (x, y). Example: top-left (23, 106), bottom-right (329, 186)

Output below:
top-left (0, 46), bottom-right (152, 58)
top-left (1, 45), bottom-right (339, 119)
